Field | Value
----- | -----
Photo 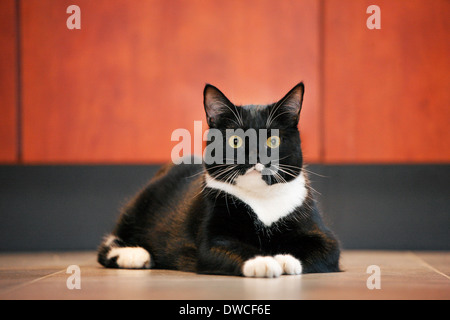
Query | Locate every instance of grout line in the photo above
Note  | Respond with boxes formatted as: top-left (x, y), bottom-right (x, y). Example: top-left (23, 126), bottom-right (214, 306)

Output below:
top-left (0, 269), bottom-right (66, 297)
top-left (408, 252), bottom-right (450, 281)
top-left (15, 0), bottom-right (23, 163)
top-left (0, 252), bottom-right (97, 297)
top-left (318, 0), bottom-right (326, 163)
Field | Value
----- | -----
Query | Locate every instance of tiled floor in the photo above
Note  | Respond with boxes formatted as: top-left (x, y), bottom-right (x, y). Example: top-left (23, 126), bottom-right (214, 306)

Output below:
top-left (0, 251), bottom-right (448, 300)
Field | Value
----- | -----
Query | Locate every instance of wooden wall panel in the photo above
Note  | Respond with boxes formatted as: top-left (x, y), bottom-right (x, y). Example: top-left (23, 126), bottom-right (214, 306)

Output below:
top-left (0, 0), bottom-right (17, 163)
top-left (21, 0), bottom-right (321, 163)
top-left (323, 0), bottom-right (450, 163)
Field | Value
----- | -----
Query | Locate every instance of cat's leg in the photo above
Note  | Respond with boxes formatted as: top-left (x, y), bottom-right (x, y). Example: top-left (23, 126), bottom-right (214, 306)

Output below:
top-left (97, 234), bottom-right (153, 269)
top-left (283, 236), bottom-right (341, 274)
top-left (199, 249), bottom-right (304, 277)
top-left (198, 240), bottom-right (286, 278)
top-left (300, 248), bottom-right (341, 274)
top-left (199, 249), bottom-right (302, 278)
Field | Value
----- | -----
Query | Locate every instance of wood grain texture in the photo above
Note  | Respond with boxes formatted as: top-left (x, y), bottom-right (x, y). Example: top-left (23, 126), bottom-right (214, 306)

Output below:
top-left (0, 0), bottom-right (18, 163)
top-left (323, 0), bottom-right (450, 163)
top-left (21, 0), bottom-right (321, 163)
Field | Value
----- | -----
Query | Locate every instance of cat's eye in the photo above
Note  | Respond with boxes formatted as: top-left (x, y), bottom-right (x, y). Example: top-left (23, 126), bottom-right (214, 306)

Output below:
top-left (228, 135), bottom-right (243, 148)
top-left (267, 136), bottom-right (281, 148)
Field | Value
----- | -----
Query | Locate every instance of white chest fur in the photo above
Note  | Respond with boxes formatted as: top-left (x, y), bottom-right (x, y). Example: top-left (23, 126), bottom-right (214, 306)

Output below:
top-left (205, 171), bottom-right (308, 226)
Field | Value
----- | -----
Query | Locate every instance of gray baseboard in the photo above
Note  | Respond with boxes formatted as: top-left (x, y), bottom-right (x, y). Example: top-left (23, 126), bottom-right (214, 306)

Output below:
top-left (0, 164), bottom-right (449, 251)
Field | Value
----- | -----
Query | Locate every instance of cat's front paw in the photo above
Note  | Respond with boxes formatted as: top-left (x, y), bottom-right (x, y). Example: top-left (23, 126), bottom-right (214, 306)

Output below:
top-left (242, 256), bottom-right (283, 278)
top-left (107, 247), bottom-right (152, 269)
top-left (274, 254), bottom-right (302, 275)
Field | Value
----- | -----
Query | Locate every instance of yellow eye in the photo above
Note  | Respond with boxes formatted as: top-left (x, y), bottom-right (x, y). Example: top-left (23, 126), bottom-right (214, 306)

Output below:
top-left (267, 136), bottom-right (280, 148)
top-left (228, 135), bottom-right (243, 148)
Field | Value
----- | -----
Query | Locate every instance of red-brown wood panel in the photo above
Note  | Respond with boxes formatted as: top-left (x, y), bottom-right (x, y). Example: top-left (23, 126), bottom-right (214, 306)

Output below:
top-left (0, 0), bottom-right (17, 163)
top-left (323, 0), bottom-right (450, 163)
top-left (21, 0), bottom-right (321, 164)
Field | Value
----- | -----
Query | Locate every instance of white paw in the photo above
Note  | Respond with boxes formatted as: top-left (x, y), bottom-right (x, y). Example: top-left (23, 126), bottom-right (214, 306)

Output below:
top-left (242, 256), bottom-right (283, 278)
top-left (274, 254), bottom-right (302, 275)
top-left (107, 247), bottom-right (152, 269)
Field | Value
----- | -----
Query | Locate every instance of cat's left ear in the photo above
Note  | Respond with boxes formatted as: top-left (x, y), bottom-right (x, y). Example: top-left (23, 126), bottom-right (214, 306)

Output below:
top-left (272, 82), bottom-right (304, 127)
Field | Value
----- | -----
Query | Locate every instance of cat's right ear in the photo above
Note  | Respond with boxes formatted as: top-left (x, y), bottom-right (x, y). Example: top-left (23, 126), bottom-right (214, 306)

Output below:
top-left (203, 84), bottom-right (234, 128)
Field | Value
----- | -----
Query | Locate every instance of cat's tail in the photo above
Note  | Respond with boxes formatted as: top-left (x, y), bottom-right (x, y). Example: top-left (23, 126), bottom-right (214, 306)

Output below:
top-left (97, 234), bottom-right (153, 269)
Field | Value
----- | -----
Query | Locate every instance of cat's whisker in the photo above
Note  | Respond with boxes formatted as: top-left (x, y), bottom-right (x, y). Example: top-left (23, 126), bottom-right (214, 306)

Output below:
top-left (211, 166), bottom-right (238, 180)
top-left (223, 169), bottom-right (237, 185)
top-left (194, 179), bottom-right (210, 199)
top-left (187, 163), bottom-right (238, 179)
top-left (277, 163), bottom-right (327, 179)
top-left (275, 165), bottom-right (322, 195)
top-left (266, 167), bottom-right (287, 184)
top-left (275, 154), bottom-right (292, 162)
top-left (277, 163), bottom-right (301, 169)
top-left (301, 167), bottom-right (328, 178)
top-left (276, 167), bottom-right (302, 179)
top-left (278, 163), bottom-right (328, 179)
top-left (276, 166), bottom-right (300, 174)
top-left (274, 166), bottom-right (298, 179)
top-left (186, 170), bottom-right (205, 179)
top-left (307, 184), bottom-right (322, 196)
top-left (230, 169), bottom-right (241, 184)
top-left (215, 169), bottom-right (240, 203)
top-left (187, 164), bottom-right (227, 179)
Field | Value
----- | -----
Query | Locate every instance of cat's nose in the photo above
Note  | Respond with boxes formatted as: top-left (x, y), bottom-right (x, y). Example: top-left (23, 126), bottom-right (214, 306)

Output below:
top-left (255, 163), bottom-right (265, 172)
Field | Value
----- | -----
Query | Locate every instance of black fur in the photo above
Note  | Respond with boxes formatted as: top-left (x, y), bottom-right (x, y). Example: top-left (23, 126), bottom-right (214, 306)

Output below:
top-left (98, 83), bottom-right (340, 276)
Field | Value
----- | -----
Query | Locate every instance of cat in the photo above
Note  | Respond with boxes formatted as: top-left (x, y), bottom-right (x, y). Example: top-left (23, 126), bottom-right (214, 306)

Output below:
top-left (97, 82), bottom-right (341, 277)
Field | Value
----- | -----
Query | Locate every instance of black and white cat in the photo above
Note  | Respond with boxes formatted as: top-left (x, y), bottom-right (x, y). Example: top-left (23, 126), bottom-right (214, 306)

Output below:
top-left (98, 83), bottom-right (340, 277)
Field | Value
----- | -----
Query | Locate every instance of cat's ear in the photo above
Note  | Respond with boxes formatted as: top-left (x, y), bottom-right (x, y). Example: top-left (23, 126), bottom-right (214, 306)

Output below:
top-left (272, 82), bottom-right (304, 127)
top-left (203, 84), bottom-right (235, 128)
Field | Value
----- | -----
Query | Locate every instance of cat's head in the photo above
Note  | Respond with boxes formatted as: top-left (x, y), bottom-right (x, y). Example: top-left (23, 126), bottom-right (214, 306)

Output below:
top-left (203, 83), bottom-right (305, 186)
